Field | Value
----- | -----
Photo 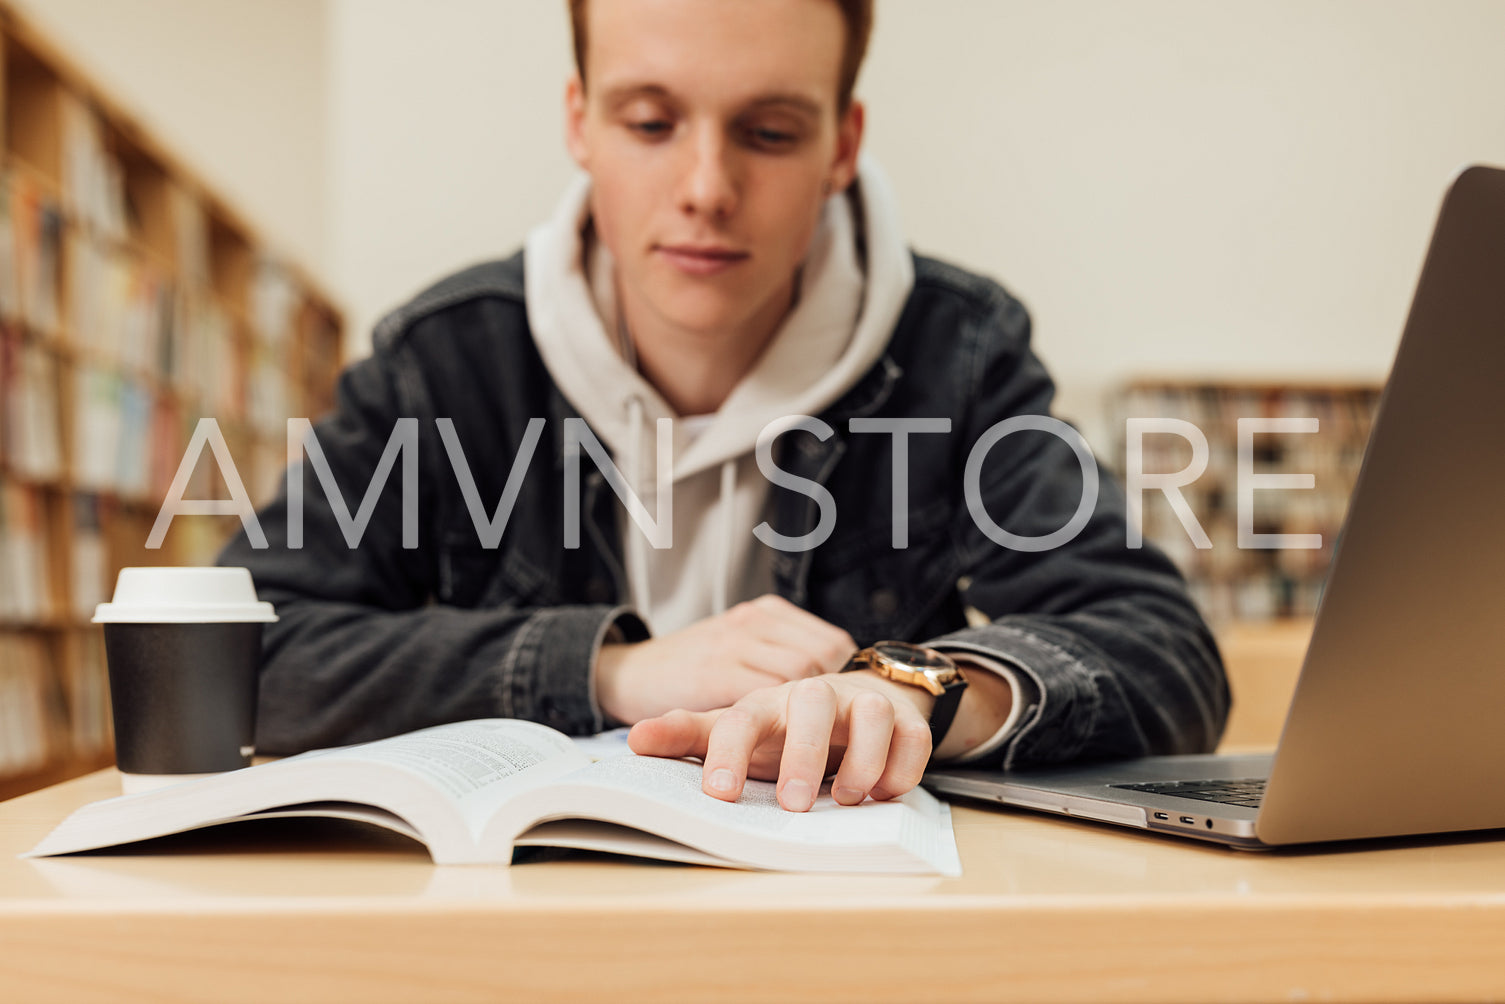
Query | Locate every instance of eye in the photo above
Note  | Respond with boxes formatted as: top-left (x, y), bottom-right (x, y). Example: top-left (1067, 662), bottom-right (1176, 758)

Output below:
top-left (751, 128), bottom-right (796, 147)
top-left (739, 121), bottom-right (803, 151)
top-left (627, 119), bottom-right (673, 139)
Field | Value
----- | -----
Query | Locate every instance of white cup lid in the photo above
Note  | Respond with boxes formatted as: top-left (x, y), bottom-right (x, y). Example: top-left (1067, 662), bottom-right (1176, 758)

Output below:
top-left (93, 567), bottom-right (279, 624)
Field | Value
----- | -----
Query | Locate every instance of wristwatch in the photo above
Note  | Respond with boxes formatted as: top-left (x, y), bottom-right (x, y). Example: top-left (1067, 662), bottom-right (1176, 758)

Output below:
top-left (841, 641), bottom-right (968, 750)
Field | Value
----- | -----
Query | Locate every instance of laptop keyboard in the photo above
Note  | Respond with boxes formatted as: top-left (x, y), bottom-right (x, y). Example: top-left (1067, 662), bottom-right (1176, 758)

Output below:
top-left (1110, 778), bottom-right (1267, 808)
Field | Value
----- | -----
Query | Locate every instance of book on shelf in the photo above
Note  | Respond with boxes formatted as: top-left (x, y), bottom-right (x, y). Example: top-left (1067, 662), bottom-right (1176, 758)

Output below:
top-left (69, 493), bottom-right (107, 621)
top-left (25, 718), bottom-right (962, 875)
top-left (0, 634), bottom-right (54, 776)
top-left (115, 378), bottom-right (153, 499)
top-left (0, 482), bottom-right (55, 621)
top-left (149, 395), bottom-right (185, 500)
top-left (246, 342), bottom-right (289, 438)
top-left (0, 179), bottom-right (18, 323)
top-left (167, 183), bottom-right (210, 288)
top-left (61, 631), bottom-right (112, 759)
top-left (250, 258), bottom-right (297, 348)
top-left (60, 95), bottom-right (128, 243)
top-left (1, 333), bottom-right (63, 481)
top-left (171, 291), bottom-right (241, 419)
top-left (64, 230), bottom-right (170, 373)
top-left (71, 363), bottom-right (152, 497)
top-left (10, 175), bottom-right (63, 339)
top-left (69, 363), bottom-right (175, 500)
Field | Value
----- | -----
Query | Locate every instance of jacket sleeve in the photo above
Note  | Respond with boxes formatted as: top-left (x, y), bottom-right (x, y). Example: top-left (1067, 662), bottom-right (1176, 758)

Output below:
top-left (218, 337), bottom-right (646, 755)
top-left (927, 289), bottom-right (1230, 769)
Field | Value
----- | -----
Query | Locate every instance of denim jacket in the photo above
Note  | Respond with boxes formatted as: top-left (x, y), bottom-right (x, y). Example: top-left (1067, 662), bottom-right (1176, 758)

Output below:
top-left (220, 252), bottom-right (1229, 766)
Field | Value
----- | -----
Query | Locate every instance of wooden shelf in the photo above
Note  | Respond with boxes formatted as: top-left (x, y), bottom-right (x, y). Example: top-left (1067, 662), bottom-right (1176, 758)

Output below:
top-left (0, 750), bottom-right (111, 804)
top-left (0, 1), bottom-right (343, 797)
top-left (1114, 379), bottom-right (1381, 622)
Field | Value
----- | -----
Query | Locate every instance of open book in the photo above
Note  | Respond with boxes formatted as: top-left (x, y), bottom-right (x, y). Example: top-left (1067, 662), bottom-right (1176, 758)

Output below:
top-left (25, 719), bottom-right (961, 875)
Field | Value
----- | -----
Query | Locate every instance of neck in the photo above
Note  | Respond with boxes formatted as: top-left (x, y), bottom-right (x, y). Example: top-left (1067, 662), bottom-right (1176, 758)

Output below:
top-left (618, 278), bottom-right (795, 416)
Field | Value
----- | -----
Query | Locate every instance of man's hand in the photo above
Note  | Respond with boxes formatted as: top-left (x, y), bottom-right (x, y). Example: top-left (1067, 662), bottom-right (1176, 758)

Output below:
top-left (593, 595), bottom-right (856, 725)
top-left (626, 671), bottom-right (935, 811)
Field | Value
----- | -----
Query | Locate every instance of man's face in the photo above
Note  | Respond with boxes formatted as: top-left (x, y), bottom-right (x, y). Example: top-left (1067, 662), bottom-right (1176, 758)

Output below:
top-left (566, 0), bottom-right (863, 340)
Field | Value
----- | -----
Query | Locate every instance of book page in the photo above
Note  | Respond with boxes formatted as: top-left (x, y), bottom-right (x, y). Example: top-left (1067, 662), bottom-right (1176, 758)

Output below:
top-left (548, 755), bottom-right (927, 835)
top-left (571, 756), bottom-right (800, 831)
top-left (492, 754), bottom-right (961, 874)
top-left (313, 720), bottom-right (591, 834)
top-left (25, 719), bottom-right (589, 862)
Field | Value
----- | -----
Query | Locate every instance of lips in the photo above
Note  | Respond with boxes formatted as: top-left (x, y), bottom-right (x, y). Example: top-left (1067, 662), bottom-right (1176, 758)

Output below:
top-left (656, 244), bottom-right (749, 276)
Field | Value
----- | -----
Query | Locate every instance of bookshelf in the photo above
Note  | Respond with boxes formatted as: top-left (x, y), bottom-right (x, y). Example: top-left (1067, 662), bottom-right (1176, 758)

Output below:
top-left (0, 5), bottom-right (343, 800)
top-left (1114, 378), bottom-right (1381, 624)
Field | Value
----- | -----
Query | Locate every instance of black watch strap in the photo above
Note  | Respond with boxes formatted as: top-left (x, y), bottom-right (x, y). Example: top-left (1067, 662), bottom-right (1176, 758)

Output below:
top-left (927, 673), bottom-right (968, 750)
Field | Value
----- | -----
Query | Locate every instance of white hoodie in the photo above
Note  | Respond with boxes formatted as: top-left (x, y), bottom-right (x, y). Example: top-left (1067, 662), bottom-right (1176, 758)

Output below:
top-left (524, 155), bottom-right (914, 634)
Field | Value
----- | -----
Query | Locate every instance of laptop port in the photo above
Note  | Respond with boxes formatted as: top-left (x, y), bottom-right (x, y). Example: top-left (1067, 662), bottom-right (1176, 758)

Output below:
top-left (1180, 816), bottom-right (1196, 825)
top-left (1153, 812), bottom-right (1169, 821)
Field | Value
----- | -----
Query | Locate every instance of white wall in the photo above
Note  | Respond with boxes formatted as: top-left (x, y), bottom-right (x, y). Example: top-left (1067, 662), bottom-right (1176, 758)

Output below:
top-left (12, 0), bottom-right (330, 283)
top-left (328, 0), bottom-right (575, 356)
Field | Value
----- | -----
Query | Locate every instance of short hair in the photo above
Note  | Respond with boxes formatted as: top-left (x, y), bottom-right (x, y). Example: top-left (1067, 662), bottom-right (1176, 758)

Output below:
top-left (568, 0), bottom-right (874, 114)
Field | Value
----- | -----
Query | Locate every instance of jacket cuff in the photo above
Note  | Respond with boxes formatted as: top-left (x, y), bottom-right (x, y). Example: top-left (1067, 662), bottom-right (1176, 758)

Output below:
top-left (925, 620), bottom-right (1102, 769)
top-left (927, 650), bottom-right (1038, 764)
top-left (495, 605), bottom-right (649, 735)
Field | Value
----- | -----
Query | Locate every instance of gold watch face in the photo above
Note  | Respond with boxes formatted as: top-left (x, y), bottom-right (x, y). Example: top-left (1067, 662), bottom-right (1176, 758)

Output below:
top-left (873, 641), bottom-right (956, 672)
top-left (870, 641), bottom-right (961, 695)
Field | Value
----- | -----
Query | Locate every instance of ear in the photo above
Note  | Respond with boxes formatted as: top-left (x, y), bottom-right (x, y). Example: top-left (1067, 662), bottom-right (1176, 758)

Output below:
top-left (827, 99), bottom-right (865, 193)
top-left (564, 72), bottom-right (590, 170)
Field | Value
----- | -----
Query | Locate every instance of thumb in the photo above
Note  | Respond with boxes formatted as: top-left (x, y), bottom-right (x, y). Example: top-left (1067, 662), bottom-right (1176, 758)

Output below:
top-left (627, 708), bottom-right (720, 759)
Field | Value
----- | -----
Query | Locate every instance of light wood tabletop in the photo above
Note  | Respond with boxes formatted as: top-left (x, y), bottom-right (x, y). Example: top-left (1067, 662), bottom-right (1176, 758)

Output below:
top-left (5, 761), bottom-right (1505, 1004)
top-left (1215, 616), bottom-right (1314, 750)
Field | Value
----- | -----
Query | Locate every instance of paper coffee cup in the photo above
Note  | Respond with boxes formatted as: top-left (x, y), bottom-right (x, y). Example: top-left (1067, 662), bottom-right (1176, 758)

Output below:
top-left (94, 567), bottom-right (277, 794)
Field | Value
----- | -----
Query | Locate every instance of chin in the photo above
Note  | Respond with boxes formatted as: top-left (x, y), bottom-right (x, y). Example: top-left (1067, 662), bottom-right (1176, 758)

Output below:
top-left (664, 307), bottom-right (752, 337)
top-left (648, 286), bottom-right (762, 336)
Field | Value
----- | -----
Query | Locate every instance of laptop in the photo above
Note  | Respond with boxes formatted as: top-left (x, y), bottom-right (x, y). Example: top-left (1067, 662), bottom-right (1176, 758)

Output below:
top-left (923, 164), bottom-right (1505, 849)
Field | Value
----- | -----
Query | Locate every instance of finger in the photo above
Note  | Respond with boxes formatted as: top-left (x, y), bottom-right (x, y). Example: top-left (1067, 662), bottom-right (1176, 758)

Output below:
top-left (830, 690), bottom-right (895, 805)
top-left (868, 715), bottom-right (932, 802)
top-left (700, 699), bottom-right (777, 802)
top-left (775, 678), bottom-right (839, 812)
top-left (627, 708), bottom-right (716, 759)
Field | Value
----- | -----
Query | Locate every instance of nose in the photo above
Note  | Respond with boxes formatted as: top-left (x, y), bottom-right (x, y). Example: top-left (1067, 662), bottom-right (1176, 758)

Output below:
top-left (678, 125), bottom-right (738, 221)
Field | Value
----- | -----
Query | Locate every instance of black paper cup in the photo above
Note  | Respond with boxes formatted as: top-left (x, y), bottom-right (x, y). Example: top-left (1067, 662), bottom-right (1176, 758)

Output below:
top-left (94, 567), bottom-right (278, 794)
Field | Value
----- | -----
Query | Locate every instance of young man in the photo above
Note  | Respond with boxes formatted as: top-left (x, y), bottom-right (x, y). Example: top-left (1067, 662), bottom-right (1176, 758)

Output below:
top-left (222, 0), bottom-right (1227, 812)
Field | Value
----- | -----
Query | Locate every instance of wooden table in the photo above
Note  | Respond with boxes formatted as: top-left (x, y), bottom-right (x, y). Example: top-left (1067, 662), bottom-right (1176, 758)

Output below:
top-left (1215, 617), bottom-right (1314, 750)
top-left (4, 765), bottom-right (1505, 1003)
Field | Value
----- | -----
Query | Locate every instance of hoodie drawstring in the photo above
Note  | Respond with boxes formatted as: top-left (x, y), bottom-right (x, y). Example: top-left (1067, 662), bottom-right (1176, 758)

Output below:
top-left (711, 459), bottom-right (736, 616)
top-left (624, 394), bottom-right (653, 625)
